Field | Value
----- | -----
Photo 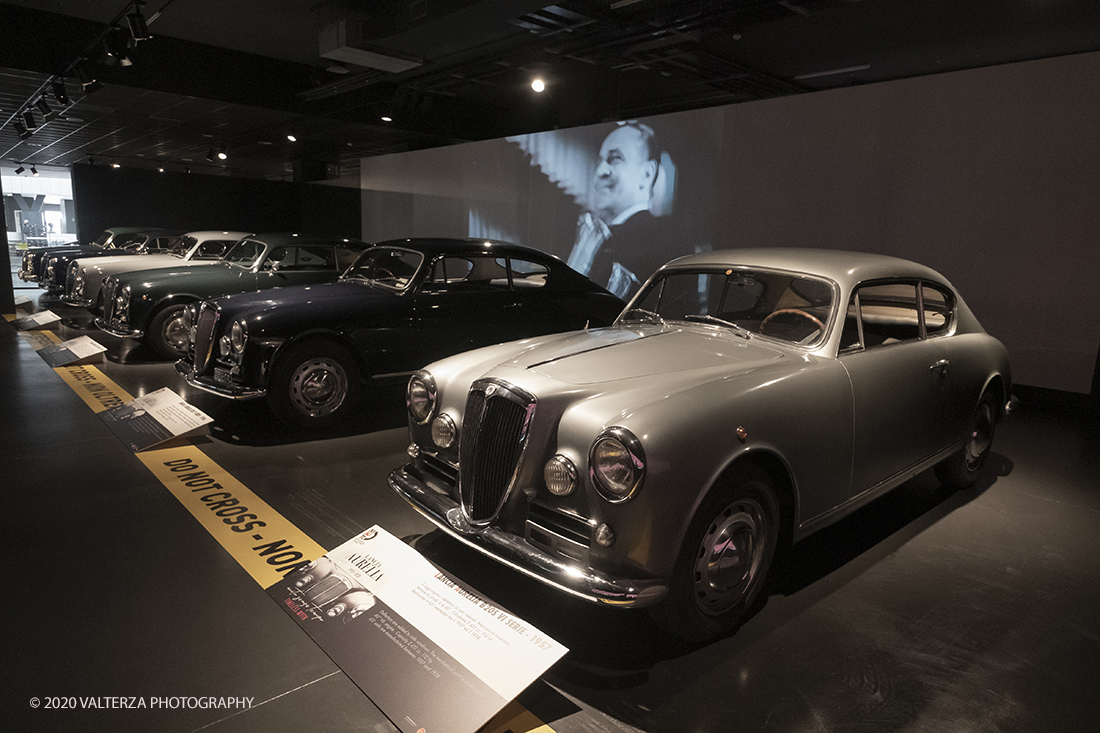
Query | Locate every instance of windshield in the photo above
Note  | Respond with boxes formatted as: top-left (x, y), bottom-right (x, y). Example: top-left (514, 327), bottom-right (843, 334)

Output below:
top-left (168, 236), bottom-right (197, 257)
top-left (111, 233), bottom-right (147, 250)
top-left (623, 267), bottom-right (836, 346)
top-left (223, 239), bottom-right (266, 268)
top-left (343, 247), bottom-right (423, 290)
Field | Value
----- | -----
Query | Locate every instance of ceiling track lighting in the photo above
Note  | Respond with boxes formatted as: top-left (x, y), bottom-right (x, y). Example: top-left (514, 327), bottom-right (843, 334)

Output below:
top-left (127, 1), bottom-right (151, 42)
top-left (36, 96), bottom-right (56, 121)
top-left (52, 78), bottom-right (70, 105)
top-left (31, 165), bottom-right (39, 177)
top-left (14, 164), bottom-right (25, 175)
top-left (14, 120), bottom-right (30, 139)
top-left (23, 109), bottom-right (38, 130)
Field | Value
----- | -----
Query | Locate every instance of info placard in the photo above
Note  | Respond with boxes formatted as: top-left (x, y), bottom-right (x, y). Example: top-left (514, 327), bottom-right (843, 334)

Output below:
top-left (267, 526), bottom-right (567, 733)
top-left (13, 309), bottom-right (61, 330)
top-left (38, 335), bottom-right (107, 367)
top-left (98, 387), bottom-right (213, 451)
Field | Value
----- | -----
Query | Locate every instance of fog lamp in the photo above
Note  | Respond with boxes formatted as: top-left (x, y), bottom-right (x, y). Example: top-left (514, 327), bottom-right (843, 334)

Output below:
top-left (431, 414), bottom-right (456, 448)
top-left (544, 455), bottom-right (577, 496)
top-left (595, 523), bottom-right (615, 547)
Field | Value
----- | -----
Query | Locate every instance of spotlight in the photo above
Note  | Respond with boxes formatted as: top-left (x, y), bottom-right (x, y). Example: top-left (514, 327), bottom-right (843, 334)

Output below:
top-left (23, 109), bottom-right (38, 130)
top-left (127, 3), bottom-right (151, 42)
top-left (286, 134), bottom-right (297, 142)
top-left (206, 149), bottom-right (215, 162)
top-left (112, 162), bottom-right (121, 169)
top-left (31, 165), bottom-right (39, 177)
top-left (75, 63), bottom-right (102, 93)
top-left (14, 120), bottom-right (30, 139)
top-left (104, 28), bottom-right (133, 66)
top-left (52, 78), bottom-right (70, 105)
top-left (217, 150), bottom-right (228, 160)
top-left (36, 96), bottom-right (56, 121)
top-left (14, 164), bottom-right (25, 175)
top-left (531, 78), bottom-right (546, 93)
top-left (381, 116), bottom-right (392, 122)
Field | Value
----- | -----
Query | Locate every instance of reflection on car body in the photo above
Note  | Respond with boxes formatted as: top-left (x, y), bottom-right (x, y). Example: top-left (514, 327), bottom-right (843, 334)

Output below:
top-left (389, 248), bottom-right (1012, 640)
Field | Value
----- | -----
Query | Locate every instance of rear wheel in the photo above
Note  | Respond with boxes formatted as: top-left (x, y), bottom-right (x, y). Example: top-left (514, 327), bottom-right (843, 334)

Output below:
top-left (147, 304), bottom-right (191, 360)
top-left (935, 389), bottom-right (998, 489)
top-left (269, 341), bottom-right (360, 429)
top-left (650, 465), bottom-right (779, 641)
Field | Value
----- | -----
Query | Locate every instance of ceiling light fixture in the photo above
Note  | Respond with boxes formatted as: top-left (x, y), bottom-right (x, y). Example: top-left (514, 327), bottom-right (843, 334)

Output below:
top-left (217, 150), bottom-right (228, 160)
top-left (53, 78), bottom-right (70, 105)
top-left (14, 120), bottom-right (30, 139)
top-left (531, 78), bottom-right (546, 93)
top-left (112, 162), bottom-right (121, 169)
top-left (380, 116), bottom-right (392, 122)
top-left (206, 149), bottom-right (215, 162)
top-left (127, 2), bottom-right (151, 42)
top-left (36, 96), bottom-right (56, 121)
top-left (14, 164), bottom-right (25, 175)
top-left (31, 165), bottom-right (39, 177)
top-left (23, 109), bottom-right (38, 130)
top-left (287, 134), bottom-right (297, 142)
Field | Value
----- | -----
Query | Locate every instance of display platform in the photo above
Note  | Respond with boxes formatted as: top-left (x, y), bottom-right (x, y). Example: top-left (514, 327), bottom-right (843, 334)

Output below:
top-left (5, 291), bottom-right (1099, 733)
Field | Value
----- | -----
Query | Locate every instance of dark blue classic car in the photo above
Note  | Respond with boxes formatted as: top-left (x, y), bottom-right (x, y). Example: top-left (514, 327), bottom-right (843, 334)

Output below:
top-left (175, 238), bottom-right (625, 428)
top-left (96, 233), bottom-right (367, 359)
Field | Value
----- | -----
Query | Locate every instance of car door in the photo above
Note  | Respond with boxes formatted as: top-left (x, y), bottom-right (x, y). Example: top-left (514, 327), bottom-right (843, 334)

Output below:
top-left (414, 253), bottom-right (524, 364)
top-left (839, 280), bottom-right (965, 494)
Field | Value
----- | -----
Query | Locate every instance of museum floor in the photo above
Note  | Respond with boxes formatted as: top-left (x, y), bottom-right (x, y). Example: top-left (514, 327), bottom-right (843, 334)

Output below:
top-left (4, 288), bottom-right (1100, 733)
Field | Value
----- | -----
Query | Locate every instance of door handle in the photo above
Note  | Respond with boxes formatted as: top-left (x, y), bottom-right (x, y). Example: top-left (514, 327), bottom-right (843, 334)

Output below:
top-left (930, 359), bottom-right (949, 377)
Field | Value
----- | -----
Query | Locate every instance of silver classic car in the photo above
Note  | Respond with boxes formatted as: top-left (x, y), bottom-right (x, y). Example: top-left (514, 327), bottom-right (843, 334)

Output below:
top-left (389, 248), bottom-right (1012, 640)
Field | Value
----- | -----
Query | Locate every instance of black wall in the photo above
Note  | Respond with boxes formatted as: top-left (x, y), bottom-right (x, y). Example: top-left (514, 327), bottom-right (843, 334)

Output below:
top-left (71, 164), bottom-right (361, 242)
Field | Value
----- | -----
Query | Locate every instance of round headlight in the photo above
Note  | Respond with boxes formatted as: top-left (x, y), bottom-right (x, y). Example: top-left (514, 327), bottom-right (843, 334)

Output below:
top-left (431, 413), bottom-right (456, 448)
top-left (229, 320), bottom-right (247, 353)
top-left (590, 427), bottom-right (645, 502)
top-left (407, 372), bottom-right (437, 423)
top-left (544, 455), bottom-right (577, 496)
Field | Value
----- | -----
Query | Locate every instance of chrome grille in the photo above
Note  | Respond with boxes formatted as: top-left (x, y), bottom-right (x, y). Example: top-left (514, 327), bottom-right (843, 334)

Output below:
top-left (458, 379), bottom-right (536, 523)
top-left (102, 277), bottom-right (118, 321)
top-left (192, 304), bottom-right (219, 372)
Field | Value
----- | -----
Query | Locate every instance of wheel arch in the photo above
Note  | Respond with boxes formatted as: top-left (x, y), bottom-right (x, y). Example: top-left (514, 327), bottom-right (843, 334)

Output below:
top-left (269, 330), bottom-right (364, 384)
top-left (700, 448), bottom-right (799, 553)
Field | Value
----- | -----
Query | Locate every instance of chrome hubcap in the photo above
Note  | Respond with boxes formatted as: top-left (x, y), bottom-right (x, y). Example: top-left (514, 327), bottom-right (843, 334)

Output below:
top-left (693, 497), bottom-right (766, 616)
top-left (288, 357), bottom-right (348, 418)
top-left (964, 401), bottom-right (994, 471)
top-left (163, 312), bottom-right (189, 351)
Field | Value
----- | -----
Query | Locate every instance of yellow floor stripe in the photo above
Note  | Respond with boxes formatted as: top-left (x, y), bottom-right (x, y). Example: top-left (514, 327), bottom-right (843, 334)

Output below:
top-left (17, 321), bottom-right (554, 731)
top-left (137, 444), bottom-right (328, 587)
top-left (53, 363), bottom-right (133, 412)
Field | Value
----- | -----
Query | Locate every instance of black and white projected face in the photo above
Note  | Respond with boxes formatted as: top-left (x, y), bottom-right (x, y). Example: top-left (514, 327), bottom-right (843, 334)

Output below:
top-left (592, 124), bottom-right (659, 223)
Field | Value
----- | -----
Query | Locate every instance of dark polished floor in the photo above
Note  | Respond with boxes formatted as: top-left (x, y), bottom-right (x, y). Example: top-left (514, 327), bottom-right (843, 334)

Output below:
top-left (4, 288), bottom-right (1100, 733)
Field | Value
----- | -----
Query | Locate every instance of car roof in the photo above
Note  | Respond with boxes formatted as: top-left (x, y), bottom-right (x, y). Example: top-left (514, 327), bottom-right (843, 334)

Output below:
top-left (661, 248), bottom-right (951, 290)
top-left (244, 233), bottom-right (368, 248)
top-left (372, 237), bottom-right (559, 262)
top-left (183, 230), bottom-right (253, 240)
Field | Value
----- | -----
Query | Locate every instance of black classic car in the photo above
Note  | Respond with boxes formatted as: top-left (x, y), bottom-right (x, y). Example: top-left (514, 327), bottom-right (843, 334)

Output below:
top-left (19, 226), bottom-right (166, 286)
top-left (175, 238), bottom-right (625, 428)
top-left (96, 233), bottom-right (367, 360)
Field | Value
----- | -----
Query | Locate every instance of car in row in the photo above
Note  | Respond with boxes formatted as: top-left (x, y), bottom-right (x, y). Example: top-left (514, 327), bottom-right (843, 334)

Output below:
top-left (20, 226), bottom-right (159, 285)
top-left (174, 238), bottom-right (625, 428)
top-left (387, 248), bottom-right (1013, 640)
top-left (62, 230), bottom-right (252, 312)
top-left (96, 233), bottom-right (367, 359)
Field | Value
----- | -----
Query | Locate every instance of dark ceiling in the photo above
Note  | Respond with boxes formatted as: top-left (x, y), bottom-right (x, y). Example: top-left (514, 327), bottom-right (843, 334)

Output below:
top-left (2, 0), bottom-right (1099, 182)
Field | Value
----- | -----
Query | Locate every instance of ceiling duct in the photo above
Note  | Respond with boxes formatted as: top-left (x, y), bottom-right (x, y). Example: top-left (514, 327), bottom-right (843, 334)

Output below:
top-left (318, 2), bottom-right (422, 73)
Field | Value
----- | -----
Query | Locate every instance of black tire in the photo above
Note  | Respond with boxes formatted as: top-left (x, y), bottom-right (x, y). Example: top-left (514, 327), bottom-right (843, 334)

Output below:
top-left (650, 465), bottom-right (779, 641)
top-left (268, 341), bottom-right (360, 429)
top-left (934, 389), bottom-right (998, 489)
top-left (146, 304), bottom-right (191, 360)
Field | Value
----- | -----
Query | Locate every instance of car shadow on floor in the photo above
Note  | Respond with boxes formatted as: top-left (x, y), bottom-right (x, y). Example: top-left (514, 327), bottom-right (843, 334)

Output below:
top-left (405, 453), bottom-right (1014, 689)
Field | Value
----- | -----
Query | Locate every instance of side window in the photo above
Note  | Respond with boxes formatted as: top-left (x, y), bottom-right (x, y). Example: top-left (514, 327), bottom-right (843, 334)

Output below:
top-left (293, 246), bottom-right (335, 270)
top-left (198, 240), bottom-right (230, 258)
top-left (921, 283), bottom-right (953, 337)
top-left (851, 282), bottom-right (921, 348)
top-left (427, 255), bottom-right (510, 291)
top-left (504, 258), bottom-right (549, 289)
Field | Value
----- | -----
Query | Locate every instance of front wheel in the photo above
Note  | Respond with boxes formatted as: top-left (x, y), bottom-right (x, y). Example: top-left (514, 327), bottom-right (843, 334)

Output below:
top-left (268, 342), bottom-right (360, 429)
top-left (650, 465), bottom-right (779, 641)
top-left (146, 304), bottom-right (191, 360)
top-left (934, 389), bottom-right (998, 489)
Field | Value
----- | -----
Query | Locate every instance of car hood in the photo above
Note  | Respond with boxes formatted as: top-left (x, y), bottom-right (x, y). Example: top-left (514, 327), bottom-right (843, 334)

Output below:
top-left (506, 325), bottom-right (788, 384)
top-left (215, 279), bottom-right (397, 318)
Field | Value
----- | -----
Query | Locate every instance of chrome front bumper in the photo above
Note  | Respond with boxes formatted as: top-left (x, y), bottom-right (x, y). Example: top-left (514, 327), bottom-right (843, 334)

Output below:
top-left (61, 295), bottom-right (94, 308)
top-left (388, 465), bottom-right (668, 609)
top-left (94, 318), bottom-right (143, 339)
top-left (174, 361), bottom-right (266, 400)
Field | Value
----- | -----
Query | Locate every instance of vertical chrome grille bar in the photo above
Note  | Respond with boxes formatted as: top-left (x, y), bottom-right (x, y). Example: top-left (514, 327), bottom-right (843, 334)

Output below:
top-left (458, 379), bottom-right (536, 523)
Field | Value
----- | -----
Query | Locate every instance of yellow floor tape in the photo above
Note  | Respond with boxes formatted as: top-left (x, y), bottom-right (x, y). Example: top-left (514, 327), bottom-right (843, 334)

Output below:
top-left (17, 323), bottom-right (554, 733)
